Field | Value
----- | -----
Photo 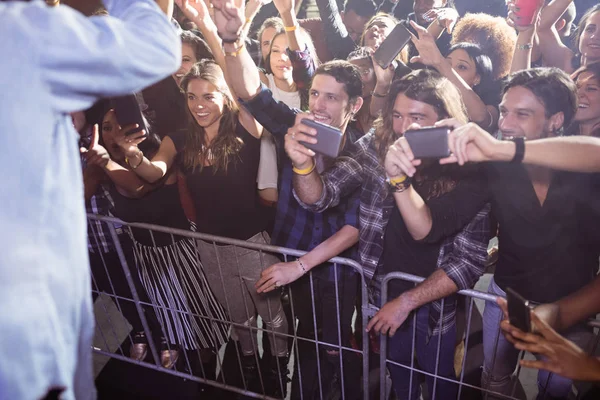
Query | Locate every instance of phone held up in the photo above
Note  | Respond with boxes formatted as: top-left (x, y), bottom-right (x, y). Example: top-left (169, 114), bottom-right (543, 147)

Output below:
top-left (403, 126), bottom-right (451, 159)
top-left (299, 119), bottom-right (343, 159)
top-left (110, 94), bottom-right (147, 137)
top-left (373, 23), bottom-right (412, 70)
top-left (513, 0), bottom-right (538, 26)
top-left (506, 287), bottom-right (532, 333)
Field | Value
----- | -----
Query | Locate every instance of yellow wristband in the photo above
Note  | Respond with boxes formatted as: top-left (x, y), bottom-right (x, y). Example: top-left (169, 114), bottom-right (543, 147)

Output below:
top-left (224, 43), bottom-right (245, 57)
top-left (387, 175), bottom-right (407, 186)
top-left (292, 161), bottom-right (315, 175)
top-left (284, 25), bottom-right (298, 32)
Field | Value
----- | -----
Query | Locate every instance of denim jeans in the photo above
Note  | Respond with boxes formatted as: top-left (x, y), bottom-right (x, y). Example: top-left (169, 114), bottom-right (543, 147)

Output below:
top-left (482, 278), bottom-right (592, 399)
top-left (387, 305), bottom-right (458, 400)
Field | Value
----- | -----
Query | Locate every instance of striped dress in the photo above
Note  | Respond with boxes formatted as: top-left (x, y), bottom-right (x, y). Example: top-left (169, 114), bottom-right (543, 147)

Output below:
top-left (112, 183), bottom-right (229, 350)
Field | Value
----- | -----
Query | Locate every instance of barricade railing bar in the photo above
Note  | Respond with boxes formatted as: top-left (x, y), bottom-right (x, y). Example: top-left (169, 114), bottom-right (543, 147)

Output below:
top-left (88, 214), bottom-right (370, 400)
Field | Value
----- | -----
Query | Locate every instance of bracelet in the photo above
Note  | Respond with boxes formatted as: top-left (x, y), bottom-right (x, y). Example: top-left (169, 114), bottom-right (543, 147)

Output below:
top-left (224, 42), bottom-right (245, 57)
top-left (296, 259), bottom-right (307, 275)
top-left (510, 137), bottom-right (526, 163)
top-left (371, 90), bottom-right (389, 98)
top-left (284, 25), bottom-right (298, 32)
top-left (126, 151), bottom-right (144, 169)
top-left (387, 174), bottom-right (412, 192)
top-left (219, 34), bottom-right (241, 44)
top-left (516, 43), bottom-right (533, 51)
top-left (292, 161), bottom-right (315, 176)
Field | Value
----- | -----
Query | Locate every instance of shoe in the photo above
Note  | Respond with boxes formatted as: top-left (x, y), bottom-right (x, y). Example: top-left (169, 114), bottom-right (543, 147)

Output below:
top-left (130, 332), bottom-right (148, 361)
top-left (266, 355), bottom-right (290, 399)
top-left (160, 338), bottom-right (179, 369)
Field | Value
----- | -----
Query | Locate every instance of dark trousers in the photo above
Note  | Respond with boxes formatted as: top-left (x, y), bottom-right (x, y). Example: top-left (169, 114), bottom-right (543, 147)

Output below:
top-left (291, 271), bottom-right (361, 400)
top-left (387, 305), bottom-right (458, 400)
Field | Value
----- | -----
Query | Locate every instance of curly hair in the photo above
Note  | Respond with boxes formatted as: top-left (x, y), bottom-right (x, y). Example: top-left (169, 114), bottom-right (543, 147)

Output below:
top-left (451, 13), bottom-right (517, 80)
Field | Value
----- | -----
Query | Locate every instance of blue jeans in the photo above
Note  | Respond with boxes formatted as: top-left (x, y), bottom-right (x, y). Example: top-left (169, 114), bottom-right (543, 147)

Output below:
top-left (482, 278), bottom-right (592, 399)
top-left (387, 305), bottom-right (458, 400)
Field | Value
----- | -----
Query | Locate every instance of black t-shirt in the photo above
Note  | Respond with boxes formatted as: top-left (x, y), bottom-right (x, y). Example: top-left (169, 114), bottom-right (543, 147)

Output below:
top-left (168, 123), bottom-right (267, 240)
top-left (487, 163), bottom-right (599, 303)
top-left (111, 182), bottom-right (191, 247)
top-left (379, 167), bottom-right (490, 298)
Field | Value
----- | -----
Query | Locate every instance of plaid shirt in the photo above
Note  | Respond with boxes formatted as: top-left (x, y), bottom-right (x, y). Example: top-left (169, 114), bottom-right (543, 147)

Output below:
top-left (240, 85), bottom-right (361, 280)
top-left (87, 183), bottom-right (116, 254)
top-left (297, 131), bottom-right (392, 281)
top-left (429, 204), bottom-right (491, 337)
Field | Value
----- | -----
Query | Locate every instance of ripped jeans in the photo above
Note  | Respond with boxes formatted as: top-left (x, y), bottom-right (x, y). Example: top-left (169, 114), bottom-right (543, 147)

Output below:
top-left (197, 232), bottom-right (288, 357)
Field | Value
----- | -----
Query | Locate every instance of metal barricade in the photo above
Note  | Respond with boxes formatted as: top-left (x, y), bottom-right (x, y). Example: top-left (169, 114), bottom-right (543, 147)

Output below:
top-left (88, 214), bottom-right (371, 400)
top-left (378, 272), bottom-right (600, 400)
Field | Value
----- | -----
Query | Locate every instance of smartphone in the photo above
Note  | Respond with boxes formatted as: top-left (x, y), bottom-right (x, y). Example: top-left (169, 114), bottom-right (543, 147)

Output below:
top-left (299, 119), bottom-right (343, 159)
top-left (111, 94), bottom-right (147, 136)
top-left (506, 287), bottom-right (532, 333)
top-left (514, 0), bottom-right (538, 26)
top-left (404, 126), bottom-right (451, 159)
top-left (373, 23), bottom-right (412, 70)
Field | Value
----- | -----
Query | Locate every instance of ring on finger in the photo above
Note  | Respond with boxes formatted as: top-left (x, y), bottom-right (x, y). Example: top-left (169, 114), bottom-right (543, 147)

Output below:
top-left (291, 132), bottom-right (296, 140)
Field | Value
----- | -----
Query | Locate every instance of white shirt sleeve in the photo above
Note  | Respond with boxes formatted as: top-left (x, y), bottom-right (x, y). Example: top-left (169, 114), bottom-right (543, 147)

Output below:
top-left (19, 0), bottom-right (181, 112)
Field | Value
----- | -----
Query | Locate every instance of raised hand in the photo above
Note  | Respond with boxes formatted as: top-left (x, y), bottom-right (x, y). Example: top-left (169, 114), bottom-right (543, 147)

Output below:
top-left (506, 0), bottom-right (545, 31)
top-left (211, 0), bottom-right (245, 41)
top-left (109, 110), bottom-right (147, 159)
top-left (423, 7), bottom-right (459, 34)
top-left (272, 0), bottom-right (294, 15)
top-left (255, 260), bottom-right (305, 293)
top-left (409, 20), bottom-right (444, 67)
top-left (80, 124), bottom-right (110, 168)
top-left (175, 0), bottom-right (213, 25)
top-left (436, 119), bottom-right (501, 166)
top-left (284, 113), bottom-right (317, 170)
top-left (372, 55), bottom-right (396, 87)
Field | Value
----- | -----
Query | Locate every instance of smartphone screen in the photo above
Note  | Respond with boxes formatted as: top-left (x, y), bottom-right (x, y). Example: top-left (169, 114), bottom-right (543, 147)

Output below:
top-left (404, 127), bottom-right (451, 159)
top-left (506, 287), bottom-right (532, 332)
top-left (110, 94), bottom-right (147, 136)
top-left (373, 23), bottom-right (412, 69)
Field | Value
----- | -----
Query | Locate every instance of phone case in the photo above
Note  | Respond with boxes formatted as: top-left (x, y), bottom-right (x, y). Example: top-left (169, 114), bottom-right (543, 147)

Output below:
top-left (373, 24), bottom-right (412, 69)
top-left (514, 0), bottom-right (538, 26)
top-left (506, 287), bottom-right (532, 332)
top-left (111, 94), bottom-right (147, 136)
top-left (299, 119), bottom-right (343, 159)
top-left (403, 127), bottom-right (451, 159)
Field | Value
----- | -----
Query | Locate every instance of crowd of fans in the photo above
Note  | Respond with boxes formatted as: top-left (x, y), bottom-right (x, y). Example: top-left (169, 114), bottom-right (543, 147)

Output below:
top-left (40, 0), bottom-right (600, 398)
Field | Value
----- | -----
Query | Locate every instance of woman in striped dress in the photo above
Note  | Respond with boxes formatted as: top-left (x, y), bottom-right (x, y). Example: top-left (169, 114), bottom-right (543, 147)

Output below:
top-left (87, 103), bottom-right (229, 373)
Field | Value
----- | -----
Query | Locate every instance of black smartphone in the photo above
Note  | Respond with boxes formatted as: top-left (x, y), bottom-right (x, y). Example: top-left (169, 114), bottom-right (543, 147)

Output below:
top-left (506, 287), bottom-right (532, 333)
top-left (373, 23), bottom-right (412, 69)
top-left (299, 119), bottom-right (343, 159)
top-left (110, 94), bottom-right (147, 136)
top-left (404, 126), bottom-right (451, 159)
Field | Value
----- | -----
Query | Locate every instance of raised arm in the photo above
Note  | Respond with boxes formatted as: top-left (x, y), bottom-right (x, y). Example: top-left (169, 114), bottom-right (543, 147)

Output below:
top-left (536, 0), bottom-right (575, 72)
top-left (409, 21), bottom-right (497, 128)
top-left (438, 119), bottom-right (600, 173)
top-left (313, 0), bottom-right (356, 60)
top-left (21, 0), bottom-right (181, 112)
top-left (508, 0), bottom-right (543, 73)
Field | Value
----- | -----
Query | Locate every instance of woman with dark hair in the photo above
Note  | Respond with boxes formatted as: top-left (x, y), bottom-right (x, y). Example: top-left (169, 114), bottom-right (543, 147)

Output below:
top-left (112, 59), bottom-right (289, 390)
top-left (537, 2), bottom-right (600, 73)
top-left (409, 21), bottom-right (499, 130)
top-left (84, 101), bottom-right (229, 373)
top-left (568, 62), bottom-right (600, 137)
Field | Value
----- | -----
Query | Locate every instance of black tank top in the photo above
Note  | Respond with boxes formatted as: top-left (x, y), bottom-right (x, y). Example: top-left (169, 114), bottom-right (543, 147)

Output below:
top-left (168, 122), bottom-right (267, 240)
top-left (111, 182), bottom-right (191, 247)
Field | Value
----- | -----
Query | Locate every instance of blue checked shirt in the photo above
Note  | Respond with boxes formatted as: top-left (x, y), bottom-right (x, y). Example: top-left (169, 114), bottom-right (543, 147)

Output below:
top-left (239, 85), bottom-right (361, 278)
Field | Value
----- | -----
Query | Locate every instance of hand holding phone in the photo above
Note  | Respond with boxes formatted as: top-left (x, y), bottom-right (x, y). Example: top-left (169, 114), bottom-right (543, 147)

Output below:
top-left (298, 119), bottom-right (343, 159)
top-left (513, 0), bottom-right (539, 26)
top-left (111, 94), bottom-right (147, 136)
top-left (404, 126), bottom-right (451, 159)
top-left (506, 287), bottom-right (532, 333)
top-left (373, 23), bottom-right (412, 69)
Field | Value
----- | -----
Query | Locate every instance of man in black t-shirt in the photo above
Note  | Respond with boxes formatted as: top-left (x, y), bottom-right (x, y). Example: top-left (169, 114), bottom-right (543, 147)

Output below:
top-left (437, 67), bottom-right (600, 399)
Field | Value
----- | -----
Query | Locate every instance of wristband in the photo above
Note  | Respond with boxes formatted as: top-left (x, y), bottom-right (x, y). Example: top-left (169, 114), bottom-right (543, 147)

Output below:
top-left (387, 174), bottom-right (412, 192)
top-left (126, 151), bottom-right (144, 169)
top-left (510, 137), bottom-right (526, 163)
top-left (224, 43), bottom-right (245, 57)
top-left (219, 34), bottom-right (241, 44)
top-left (371, 90), bottom-right (389, 98)
top-left (284, 25), bottom-right (298, 32)
top-left (516, 43), bottom-right (533, 51)
top-left (296, 259), bottom-right (307, 275)
top-left (292, 161), bottom-right (315, 176)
